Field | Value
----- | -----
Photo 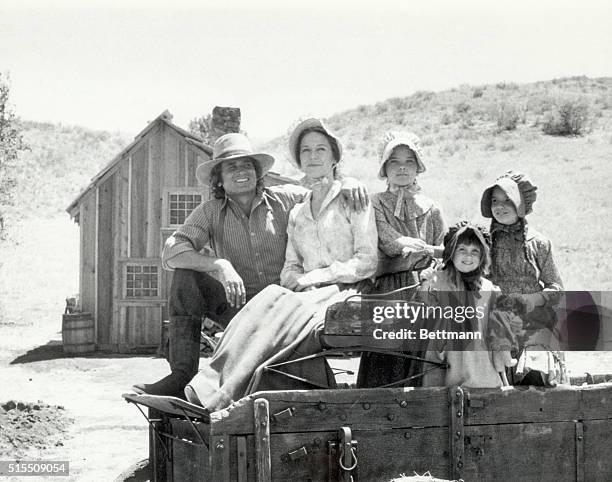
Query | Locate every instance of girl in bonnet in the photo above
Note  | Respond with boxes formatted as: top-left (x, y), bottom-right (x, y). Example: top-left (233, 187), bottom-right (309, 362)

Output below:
top-left (357, 131), bottom-right (446, 387)
top-left (371, 131), bottom-right (447, 293)
top-left (419, 221), bottom-right (518, 388)
top-left (481, 171), bottom-right (563, 383)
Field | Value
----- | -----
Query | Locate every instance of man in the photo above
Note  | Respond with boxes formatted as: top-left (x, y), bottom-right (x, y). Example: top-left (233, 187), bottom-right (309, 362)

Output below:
top-left (134, 133), bottom-right (368, 396)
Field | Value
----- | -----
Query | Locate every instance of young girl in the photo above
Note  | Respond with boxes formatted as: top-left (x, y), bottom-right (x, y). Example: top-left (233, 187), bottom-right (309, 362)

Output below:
top-left (480, 171), bottom-right (563, 383)
top-left (419, 221), bottom-right (516, 388)
top-left (373, 131), bottom-right (446, 293)
top-left (357, 131), bottom-right (446, 388)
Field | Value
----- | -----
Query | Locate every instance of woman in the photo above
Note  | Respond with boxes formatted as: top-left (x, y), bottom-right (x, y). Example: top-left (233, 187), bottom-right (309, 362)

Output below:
top-left (185, 118), bottom-right (378, 410)
top-left (357, 131), bottom-right (447, 388)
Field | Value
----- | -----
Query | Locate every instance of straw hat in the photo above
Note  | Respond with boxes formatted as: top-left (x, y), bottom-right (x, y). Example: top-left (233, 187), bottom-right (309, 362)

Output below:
top-left (195, 133), bottom-right (275, 185)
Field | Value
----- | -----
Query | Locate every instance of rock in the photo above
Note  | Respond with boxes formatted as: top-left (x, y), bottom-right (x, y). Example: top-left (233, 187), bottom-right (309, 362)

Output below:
top-left (16, 402), bottom-right (26, 411)
top-left (2, 401), bottom-right (16, 411)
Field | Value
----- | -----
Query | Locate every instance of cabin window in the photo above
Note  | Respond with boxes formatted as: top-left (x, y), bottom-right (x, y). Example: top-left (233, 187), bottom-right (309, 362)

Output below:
top-left (169, 193), bottom-right (202, 225)
top-left (125, 264), bottom-right (160, 298)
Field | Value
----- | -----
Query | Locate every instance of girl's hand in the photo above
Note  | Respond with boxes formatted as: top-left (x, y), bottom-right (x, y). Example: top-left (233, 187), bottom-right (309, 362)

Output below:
top-left (492, 351), bottom-right (517, 372)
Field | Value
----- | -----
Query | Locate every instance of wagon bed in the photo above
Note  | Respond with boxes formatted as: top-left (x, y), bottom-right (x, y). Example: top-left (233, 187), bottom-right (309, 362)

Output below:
top-left (124, 382), bottom-right (612, 481)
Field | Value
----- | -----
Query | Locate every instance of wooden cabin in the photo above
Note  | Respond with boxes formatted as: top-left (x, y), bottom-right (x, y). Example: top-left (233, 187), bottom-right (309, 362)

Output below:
top-left (67, 110), bottom-right (295, 353)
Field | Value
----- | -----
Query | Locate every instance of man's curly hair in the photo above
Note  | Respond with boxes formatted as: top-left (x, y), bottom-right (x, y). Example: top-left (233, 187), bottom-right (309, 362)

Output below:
top-left (209, 158), bottom-right (265, 199)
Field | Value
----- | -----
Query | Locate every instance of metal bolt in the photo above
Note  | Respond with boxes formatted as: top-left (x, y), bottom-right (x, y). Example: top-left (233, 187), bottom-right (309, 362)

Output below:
top-left (362, 402), bottom-right (371, 410)
top-left (455, 431), bottom-right (461, 440)
top-left (216, 441), bottom-right (225, 450)
top-left (456, 390), bottom-right (462, 398)
top-left (339, 414), bottom-right (347, 421)
top-left (577, 435), bottom-right (583, 441)
top-left (457, 411), bottom-right (462, 418)
top-left (457, 461), bottom-right (464, 469)
top-left (387, 413), bottom-right (395, 421)
top-left (399, 400), bottom-right (408, 408)
top-left (260, 418), bottom-right (268, 427)
top-left (404, 432), bottom-right (411, 439)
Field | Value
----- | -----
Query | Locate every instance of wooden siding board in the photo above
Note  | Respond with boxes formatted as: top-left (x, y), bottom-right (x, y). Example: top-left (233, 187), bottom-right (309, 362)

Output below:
top-left (187, 148), bottom-right (198, 187)
top-left (130, 141), bottom-right (148, 258)
top-left (147, 130), bottom-right (162, 257)
top-left (178, 140), bottom-right (186, 188)
top-left (96, 175), bottom-right (115, 346)
top-left (81, 192), bottom-right (96, 314)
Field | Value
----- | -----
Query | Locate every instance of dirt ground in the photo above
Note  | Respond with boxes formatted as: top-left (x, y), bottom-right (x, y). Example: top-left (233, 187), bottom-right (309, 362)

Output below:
top-left (1, 216), bottom-right (611, 481)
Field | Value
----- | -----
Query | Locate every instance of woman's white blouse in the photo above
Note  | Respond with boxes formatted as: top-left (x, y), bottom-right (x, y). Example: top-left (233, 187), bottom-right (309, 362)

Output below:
top-left (280, 180), bottom-right (379, 287)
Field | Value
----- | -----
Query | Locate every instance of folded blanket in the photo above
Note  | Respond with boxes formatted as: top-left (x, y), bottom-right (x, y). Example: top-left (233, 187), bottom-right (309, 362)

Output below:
top-left (185, 284), bottom-right (343, 411)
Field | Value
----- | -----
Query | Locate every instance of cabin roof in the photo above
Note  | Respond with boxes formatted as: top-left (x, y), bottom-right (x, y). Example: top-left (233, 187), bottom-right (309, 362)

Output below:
top-left (66, 110), bottom-right (212, 217)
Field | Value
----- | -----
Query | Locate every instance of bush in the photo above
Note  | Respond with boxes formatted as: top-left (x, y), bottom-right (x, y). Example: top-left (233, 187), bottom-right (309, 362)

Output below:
top-left (472, 87), bottom-right (484, 98)
top-left (542, 97), bottom-right (590, 136)
top-left (494, 103), bottom-right (520, 132)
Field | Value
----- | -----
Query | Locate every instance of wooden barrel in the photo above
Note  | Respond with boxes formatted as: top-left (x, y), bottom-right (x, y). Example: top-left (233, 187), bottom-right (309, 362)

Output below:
top-left (62, 312), bottom-right (95, 353)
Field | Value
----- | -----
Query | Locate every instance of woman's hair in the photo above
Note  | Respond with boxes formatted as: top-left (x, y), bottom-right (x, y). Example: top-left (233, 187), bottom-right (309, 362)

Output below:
top-left (209, 157), bottom-right (264, 199)
top-left (294, 126), bottom-right (341, 171)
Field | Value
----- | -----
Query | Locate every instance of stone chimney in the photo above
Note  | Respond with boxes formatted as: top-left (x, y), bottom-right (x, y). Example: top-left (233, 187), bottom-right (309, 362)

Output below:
top-left (208, 106), bottom-right (241, 145)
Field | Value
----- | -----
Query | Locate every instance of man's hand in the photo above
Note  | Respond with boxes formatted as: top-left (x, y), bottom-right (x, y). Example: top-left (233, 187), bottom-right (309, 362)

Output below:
top-left (215, 260), bottom-right (246, 308)
top-left (339, 177), bottom-right (369, 212)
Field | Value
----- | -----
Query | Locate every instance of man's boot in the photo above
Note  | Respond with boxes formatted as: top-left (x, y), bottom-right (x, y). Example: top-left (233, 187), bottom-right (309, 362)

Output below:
top-left (133, 315), bottom-right (202, 397)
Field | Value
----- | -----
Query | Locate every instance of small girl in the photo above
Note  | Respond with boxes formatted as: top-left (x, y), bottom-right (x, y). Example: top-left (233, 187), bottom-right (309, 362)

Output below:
top-left (480, 171), bottom-right (564, 383)
top-left (419, 221), bottom-right (516, 388)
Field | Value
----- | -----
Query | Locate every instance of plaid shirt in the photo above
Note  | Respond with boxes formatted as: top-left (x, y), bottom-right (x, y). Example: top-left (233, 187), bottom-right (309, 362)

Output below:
top-left (163, 185), bottom-right (305, 298)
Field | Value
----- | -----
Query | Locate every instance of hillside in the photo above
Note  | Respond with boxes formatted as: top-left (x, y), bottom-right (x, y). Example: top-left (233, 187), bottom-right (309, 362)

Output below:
top-left (261, 76), bottom-right (612, 290)
top-left (3, 76), bottom-right (612, 289)
top-left (2, 121), bottom-right (131, 225)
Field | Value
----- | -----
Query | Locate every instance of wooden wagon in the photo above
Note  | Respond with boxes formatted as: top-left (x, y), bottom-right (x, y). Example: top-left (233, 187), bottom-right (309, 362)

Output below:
top-left (124, 381), bottom-right (612, 481)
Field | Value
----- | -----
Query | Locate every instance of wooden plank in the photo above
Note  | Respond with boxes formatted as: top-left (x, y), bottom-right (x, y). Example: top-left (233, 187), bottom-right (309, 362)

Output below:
top-left (81, 192), bottom-right (96, 314)
top-left (178, 136), bottom-right (186, 188)
top-left (575, 422), bottom-right (584, 482)
top-left (111, 164), bottom-right (125, 348)
top-left (187, 148), bottom-right (197, 187)
top-left (236, 436), bottom-right (248, 482)
top-left (169, 418), bottom-right (209, 481)
top-left (448, 387), bottom-right (465, 480)
top-left (461, 422), bottom-right (576, 481)
top-left (130, 141), bottom-right (148, 258)
top-left (210, 434), bottom-right (231, 482)
top-left (210, 387), bottom-right (449, 436)
top-left (465, 384), bottom-right (612, 425)
top-left (261, 427), bottom-right (449, 482)
top-left (583, 419), bottom-right (612, 480)
top-left (97, 175), bottom-right (114, 347)
top-left (118, 306), bottom-right (128, 353)
top-left (146, 128), bottom-right (161, 257)
top-left (254, 398), bottom-right (271, 482)
top-left (94, 187), bottom-right (99, 344)
top-left (127, 155), bottom-right (132, 257)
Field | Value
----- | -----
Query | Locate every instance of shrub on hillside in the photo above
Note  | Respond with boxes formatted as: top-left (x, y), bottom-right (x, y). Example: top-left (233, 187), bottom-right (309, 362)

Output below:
top-left (494, 103), bottom-right (520, 132)
top-left (542, 97), bottom-right (590, 136)
top-left (472, 87), bottom-right (484, 98)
